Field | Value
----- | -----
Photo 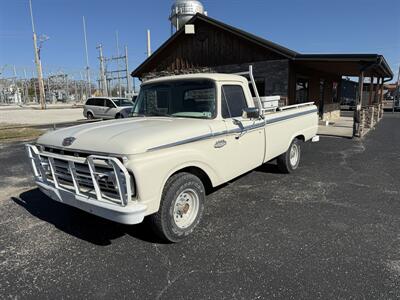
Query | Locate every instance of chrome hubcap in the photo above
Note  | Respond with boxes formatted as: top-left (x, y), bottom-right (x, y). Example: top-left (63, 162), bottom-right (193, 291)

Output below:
top-left (290, 144), bottom-right (299, 167)
top-left (173, 188), bottom-right (199, 229)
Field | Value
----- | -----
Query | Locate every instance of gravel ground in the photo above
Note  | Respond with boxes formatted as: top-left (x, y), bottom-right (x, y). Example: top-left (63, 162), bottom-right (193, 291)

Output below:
top-left (0, 107), bottom-right (84, 126)
top-left (0, 113), bottom-right (399, 299)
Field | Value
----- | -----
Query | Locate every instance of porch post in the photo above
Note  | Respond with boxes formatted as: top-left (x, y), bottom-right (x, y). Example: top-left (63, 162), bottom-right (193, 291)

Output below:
top-left (353, 71), bottom-right (364, 137)
top-left (379, 78), bottom-right (384, 103)
top-left (368, 76), bottom-right (374, 106)
top-left (374, 77), bottom-right (380, 103)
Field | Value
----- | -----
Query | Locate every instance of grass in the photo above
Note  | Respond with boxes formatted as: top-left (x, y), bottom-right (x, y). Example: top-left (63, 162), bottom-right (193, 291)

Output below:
top-left (0, 128), bottom-right (44, 141)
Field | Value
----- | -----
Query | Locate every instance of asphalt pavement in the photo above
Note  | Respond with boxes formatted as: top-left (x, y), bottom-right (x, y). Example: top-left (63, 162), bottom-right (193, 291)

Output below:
top-left (0, 113), bottom-right (399, 299)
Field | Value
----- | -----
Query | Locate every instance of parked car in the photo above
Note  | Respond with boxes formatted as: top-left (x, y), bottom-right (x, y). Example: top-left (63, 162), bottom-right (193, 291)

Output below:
top-left (26, 68), bottom-right (319, 242)
top-left (83, 97), bottom-right (134, 119)
top-left (340, 98), bottom-right (356, 110)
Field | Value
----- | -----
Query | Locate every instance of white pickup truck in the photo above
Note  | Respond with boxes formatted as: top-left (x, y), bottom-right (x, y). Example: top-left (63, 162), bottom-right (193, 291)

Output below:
top-left (26, 68), bottom-right (318, 242)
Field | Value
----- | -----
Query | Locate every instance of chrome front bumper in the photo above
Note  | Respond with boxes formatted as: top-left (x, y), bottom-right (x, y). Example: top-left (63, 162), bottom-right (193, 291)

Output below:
top-left (26, 144), bottom-right (147, 225)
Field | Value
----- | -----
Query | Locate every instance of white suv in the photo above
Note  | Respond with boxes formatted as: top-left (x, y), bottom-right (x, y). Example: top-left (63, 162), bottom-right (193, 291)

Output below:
top-left (83, 97), bottom-right (134, 119)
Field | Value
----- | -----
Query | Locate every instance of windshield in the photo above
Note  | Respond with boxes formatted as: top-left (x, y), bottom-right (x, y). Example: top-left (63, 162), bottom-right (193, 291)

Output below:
top-left (131, 79), bottom-right (216, 119)
top-left (114, 98), bottom-right (134, 107)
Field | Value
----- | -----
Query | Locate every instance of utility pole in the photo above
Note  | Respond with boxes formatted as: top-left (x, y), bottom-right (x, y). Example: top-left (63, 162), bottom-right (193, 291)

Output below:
top-left (23, 69), bottom-right (29, 103)
top-left (124, 45), bottom-right (131, 95)
top-left (147, 29), bottom-right (152, 57)
top-left (73, 76), bottom-right (78, 101)
top-left (83, 16), bottom-right (91, 98)
top-left (47, 72), bottom-right (52, 103)
top-left (79, 71), bottom-right (84, 101)
top-left (29, 0), bottom-right (46, 109)
top-left (97, 44), bottom-right (107, 96)
top-left (32, 70), bottom-right (38, 103)
top-left (115, 31), bottom-right (122, 96)
top-left (13, 65), bottom-right (20, 104)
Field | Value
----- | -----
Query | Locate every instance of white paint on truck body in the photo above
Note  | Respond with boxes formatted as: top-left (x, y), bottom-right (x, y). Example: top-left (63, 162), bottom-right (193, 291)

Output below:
top-left (28, 73), bottom-right (318, 223)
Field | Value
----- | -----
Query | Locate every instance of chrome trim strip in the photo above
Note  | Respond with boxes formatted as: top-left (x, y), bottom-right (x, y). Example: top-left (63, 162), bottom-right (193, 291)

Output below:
top-left (148, 123), bottom-right (265, 152)
top-left (146, 109), bottom-right (317, 152)
top-left (147, 133), bottom-right (216, 152)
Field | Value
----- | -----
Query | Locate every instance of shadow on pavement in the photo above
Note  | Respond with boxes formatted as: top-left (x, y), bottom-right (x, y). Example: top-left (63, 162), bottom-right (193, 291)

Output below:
top-left (255, 162), bottom-right (282, 174)
top-left (11, 163), bottom-right (284, 246)
top-left (12, 188), bottom-right (166, 246)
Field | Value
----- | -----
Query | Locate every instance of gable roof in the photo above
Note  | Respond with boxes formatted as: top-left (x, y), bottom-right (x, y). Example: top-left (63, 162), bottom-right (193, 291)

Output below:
top-left (132, 13), bottom-right (393, 79)
top-left (131, 13), bottom-right (298, 77)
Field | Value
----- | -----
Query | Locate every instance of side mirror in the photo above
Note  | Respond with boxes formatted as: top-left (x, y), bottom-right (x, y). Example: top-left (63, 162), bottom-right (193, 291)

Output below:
top-left (242, 107), bottom-right (260, 119)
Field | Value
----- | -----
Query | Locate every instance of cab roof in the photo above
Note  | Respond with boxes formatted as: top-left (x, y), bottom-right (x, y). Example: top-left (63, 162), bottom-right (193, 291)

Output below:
top-left (143, 73), bottom-right (248, 85)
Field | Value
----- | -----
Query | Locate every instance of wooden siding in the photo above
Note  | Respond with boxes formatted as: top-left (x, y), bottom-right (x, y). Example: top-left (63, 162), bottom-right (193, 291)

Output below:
top-left (142, 21), bottom-right (285, 75)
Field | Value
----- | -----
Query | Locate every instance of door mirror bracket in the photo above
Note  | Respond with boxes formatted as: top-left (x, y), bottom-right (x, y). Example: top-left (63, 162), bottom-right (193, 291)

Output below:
top-left (242, 107), bottom-right (260, 119)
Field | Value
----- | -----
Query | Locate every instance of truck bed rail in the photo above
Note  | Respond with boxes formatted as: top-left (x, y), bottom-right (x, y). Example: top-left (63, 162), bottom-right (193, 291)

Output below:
top-left (277, 102), bottom-right (315, 111)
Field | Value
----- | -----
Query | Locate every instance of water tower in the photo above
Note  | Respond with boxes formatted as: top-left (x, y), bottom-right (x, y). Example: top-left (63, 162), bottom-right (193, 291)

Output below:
top-left (169, 0), bottom-right (206, 33)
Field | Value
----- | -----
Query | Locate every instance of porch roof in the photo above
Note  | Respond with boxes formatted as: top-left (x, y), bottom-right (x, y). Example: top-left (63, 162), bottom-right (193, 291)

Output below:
top-left (294, 54), bottom-right (393, 79)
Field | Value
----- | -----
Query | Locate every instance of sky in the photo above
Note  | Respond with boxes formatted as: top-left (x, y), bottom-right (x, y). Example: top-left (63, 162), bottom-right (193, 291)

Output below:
top-left (0, 0), bottom-right (399, 83)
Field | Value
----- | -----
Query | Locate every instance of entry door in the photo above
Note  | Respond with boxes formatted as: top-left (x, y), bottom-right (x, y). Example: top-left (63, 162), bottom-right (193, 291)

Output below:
top-left (219, 84), bottom-right (265, 181)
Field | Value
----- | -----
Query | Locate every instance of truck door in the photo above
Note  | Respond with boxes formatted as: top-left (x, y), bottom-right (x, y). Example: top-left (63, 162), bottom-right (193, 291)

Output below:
top-left (219, 84), bottom-right (265, 181)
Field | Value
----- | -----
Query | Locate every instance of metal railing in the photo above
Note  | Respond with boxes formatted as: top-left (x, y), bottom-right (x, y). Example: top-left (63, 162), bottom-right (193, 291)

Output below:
top-left (26, 144), bottom-right (132, 206)
top-left (233, 66), bottom-right (315, 115)
top-left (233, 65), bottom-right (263, 113)
top-left (277, 102), bottom-right (315, 111)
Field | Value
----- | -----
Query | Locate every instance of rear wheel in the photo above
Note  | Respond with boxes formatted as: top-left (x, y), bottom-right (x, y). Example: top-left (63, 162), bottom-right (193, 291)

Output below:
top-left (115, 113), bottom-right (123, 119)
top-left (277, 138), bottom-right (301, 173)
top-left (87, 112), bottom-right (94, 120)
top-left (148, 172), bottom-right (205, 243)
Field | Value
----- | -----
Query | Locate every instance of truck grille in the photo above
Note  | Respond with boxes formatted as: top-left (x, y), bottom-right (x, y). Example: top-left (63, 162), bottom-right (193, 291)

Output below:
top-left (26, 144), bottom-right (133, 206)
top-left (43, 157), bottom-right (124, 200)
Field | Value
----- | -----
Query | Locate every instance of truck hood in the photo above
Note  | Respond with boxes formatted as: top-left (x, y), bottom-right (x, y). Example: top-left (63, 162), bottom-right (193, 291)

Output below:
top-left (37, 117), bottom-right (212, 155)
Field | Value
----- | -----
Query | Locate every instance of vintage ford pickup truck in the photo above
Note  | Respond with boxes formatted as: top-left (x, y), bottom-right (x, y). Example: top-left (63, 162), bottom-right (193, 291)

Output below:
top-left (26, 67), bottom-right (319, 242)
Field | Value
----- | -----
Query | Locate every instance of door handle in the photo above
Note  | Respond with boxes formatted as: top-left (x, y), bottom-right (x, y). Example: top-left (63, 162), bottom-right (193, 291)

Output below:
top-left (214, 140), bottom-right (227, 148)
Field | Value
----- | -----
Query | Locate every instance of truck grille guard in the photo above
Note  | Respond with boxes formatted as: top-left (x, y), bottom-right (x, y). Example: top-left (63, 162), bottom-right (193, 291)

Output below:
top-left (26, 144), bottom-right (133, 207)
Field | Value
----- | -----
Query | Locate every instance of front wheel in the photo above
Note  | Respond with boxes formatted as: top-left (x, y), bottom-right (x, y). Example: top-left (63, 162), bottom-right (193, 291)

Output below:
top-left (87, 112), bottom-right (94, 120)
top-left (277, 138), bottom-right (301, 173)
top-left (148, 172), bottom-right (205, 243)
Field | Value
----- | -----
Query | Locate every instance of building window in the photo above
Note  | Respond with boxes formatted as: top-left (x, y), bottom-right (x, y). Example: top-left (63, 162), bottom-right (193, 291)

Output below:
top-left (296, 78), bottom-right (309, 103)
